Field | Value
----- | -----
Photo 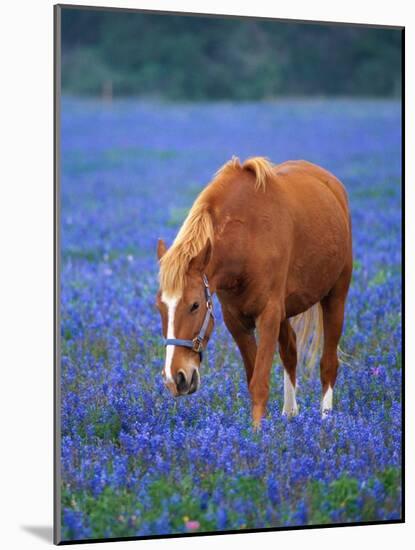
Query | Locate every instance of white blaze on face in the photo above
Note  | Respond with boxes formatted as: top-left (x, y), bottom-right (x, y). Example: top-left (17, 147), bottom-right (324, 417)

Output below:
top-left (282, 369), bottom-right (299, 417)
top-left (161, 293), bottom-right (180, 383)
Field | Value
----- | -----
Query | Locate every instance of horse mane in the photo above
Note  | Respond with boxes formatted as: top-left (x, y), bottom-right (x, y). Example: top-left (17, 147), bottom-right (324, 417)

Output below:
top-left (215, 155), bottom-right (275, 192)
top-left (159, 197), bottom-right (214, 296)
top-left (159, 156), bottom-right (274, 295)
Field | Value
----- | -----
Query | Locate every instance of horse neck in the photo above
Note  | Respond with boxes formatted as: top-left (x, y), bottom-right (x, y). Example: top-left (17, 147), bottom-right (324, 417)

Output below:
top-left (204, 243), bottom-right (243, 295)
top-left (201, 190), bottom-right (248, 294)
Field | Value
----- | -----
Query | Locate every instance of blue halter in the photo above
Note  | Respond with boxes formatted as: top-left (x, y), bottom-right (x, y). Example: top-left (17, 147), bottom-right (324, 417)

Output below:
top-left (164, 274), bottom-right (214, 361)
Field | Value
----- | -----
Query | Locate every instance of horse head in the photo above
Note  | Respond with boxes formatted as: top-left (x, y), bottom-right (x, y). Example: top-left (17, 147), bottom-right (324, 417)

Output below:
top-left (156, 239), bottom-right (214, 396)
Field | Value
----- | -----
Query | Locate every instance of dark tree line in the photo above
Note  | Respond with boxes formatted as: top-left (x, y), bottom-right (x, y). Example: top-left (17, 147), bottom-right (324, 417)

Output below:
top-left (61, 7), bottom-right (402, 100)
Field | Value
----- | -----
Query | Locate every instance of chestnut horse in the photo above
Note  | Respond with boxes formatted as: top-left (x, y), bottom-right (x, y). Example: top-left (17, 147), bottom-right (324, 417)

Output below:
top-left (156, 157), bottom-right (352, 427)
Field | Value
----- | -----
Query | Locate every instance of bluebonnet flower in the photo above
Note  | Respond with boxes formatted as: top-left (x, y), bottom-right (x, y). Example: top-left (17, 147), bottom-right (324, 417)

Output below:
top-left (60, 97), bottom-right (402, 540)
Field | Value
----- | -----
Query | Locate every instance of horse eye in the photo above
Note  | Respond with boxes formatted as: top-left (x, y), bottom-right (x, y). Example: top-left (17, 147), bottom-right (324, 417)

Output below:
top-left (190, 302), bottom-right (199, 312)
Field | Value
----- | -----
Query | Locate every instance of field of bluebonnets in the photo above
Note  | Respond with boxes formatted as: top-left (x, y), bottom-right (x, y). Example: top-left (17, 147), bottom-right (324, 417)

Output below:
top-left (60, 97), bottom-right (402, 541)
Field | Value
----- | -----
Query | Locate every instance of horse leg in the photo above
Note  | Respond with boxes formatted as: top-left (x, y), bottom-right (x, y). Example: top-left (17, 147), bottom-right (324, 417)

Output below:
top-left (279, 319), bottom-right (299, 417)
top-left (320, 267), bottom-right (351, 417)
top-left (221, 307), bottom-right (257, 385)
top-left (249, 304), bottom-right (282, 428)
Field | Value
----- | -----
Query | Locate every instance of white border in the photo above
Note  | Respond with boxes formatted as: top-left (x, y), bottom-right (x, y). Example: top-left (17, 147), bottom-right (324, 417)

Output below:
top-left (1, 1), bottom-right (411, 548)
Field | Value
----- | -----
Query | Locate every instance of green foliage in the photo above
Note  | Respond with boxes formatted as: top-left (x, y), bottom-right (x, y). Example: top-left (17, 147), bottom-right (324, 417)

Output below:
top-left (60, 8), bottom-right (402, 100)
top-left (88, 409), bottom-right (121, 442)
top-left (62, 486), bottom-right (140, 538)
top-left (61, 467), bottom-right (401, 539)
top-left (369, 269), bottom-right (390, 287)
top-left (306, 468), bottom-right (401, 524)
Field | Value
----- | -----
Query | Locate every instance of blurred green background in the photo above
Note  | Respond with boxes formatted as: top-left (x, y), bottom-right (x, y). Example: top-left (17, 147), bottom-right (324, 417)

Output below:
top-left (61, 8), bottom-right (402, 100)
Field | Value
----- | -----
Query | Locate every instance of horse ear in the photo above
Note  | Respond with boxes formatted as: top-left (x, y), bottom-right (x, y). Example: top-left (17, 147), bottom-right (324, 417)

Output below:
top-left (190, 239), bottom-right (212, 272)
top-left (157, 238), bottom-right (167, 260)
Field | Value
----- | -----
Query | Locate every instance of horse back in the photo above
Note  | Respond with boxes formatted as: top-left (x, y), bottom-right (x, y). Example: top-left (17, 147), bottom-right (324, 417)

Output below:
top-left (208, 158), bottom-right (352, 317)
top-left (274, 160), bottom-right (350, 223)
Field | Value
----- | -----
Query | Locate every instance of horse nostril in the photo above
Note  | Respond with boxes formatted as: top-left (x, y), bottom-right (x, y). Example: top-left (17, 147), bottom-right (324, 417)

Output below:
top-left (188, 368), bottom-right (200, 395)
top-left (176, 370), bottom-right (188, 393)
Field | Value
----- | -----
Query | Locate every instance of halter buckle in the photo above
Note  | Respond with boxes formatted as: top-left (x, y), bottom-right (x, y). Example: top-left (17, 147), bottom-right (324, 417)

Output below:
top-left (192, 337), bottom-right (204, 353)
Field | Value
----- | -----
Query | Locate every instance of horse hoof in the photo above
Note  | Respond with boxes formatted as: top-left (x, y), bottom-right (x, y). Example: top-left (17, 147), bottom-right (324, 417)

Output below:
top-left (282, 406), bottom-right (299, 418)
top-left (321, 408), bottom-right (332, 420)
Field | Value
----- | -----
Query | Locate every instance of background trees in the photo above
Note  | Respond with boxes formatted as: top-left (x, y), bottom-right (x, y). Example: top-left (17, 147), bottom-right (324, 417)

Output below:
top-left (61, 8), bottom-right (402, 100)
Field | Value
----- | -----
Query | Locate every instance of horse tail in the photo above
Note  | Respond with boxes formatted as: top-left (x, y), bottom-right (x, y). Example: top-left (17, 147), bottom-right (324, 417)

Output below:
top-left (289, 303), bottom-right (324, 370)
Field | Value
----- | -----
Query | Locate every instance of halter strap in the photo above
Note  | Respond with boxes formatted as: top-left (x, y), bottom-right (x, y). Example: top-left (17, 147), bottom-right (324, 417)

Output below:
top-left (164, 273), bottom-right (214, 361)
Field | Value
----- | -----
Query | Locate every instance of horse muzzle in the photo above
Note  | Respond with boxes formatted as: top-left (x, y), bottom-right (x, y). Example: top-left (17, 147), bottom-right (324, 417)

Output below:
top-left (166, 367), bottom-right (200, 396)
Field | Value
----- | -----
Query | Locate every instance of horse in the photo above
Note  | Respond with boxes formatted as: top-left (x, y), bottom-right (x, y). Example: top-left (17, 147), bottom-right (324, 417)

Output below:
top-left (156, 157), bottom-right (352, 427)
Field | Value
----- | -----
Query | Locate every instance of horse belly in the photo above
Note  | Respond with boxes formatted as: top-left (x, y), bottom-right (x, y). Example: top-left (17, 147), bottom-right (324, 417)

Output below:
top-left (284, 180), bottom-right (351, 317)
top-left (285, 253), bottom-right (344, 317)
